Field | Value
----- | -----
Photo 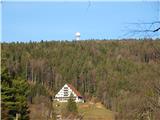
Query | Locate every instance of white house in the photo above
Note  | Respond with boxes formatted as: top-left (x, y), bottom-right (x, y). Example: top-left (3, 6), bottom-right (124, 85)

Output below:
top-left (54, 83), bottom-right (84, 103)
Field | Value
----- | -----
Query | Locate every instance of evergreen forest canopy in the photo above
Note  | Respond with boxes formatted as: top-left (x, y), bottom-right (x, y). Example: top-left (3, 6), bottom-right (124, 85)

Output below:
top-left (1, 39), bottom-right (160, 119)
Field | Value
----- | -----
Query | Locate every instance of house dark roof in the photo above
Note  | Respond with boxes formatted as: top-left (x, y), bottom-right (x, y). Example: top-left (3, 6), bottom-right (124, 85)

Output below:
top-left (67, 83), bottom-right (83, 97)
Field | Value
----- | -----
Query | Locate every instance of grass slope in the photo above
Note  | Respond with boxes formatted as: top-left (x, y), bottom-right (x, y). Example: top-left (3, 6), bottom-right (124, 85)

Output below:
top-left (53, 101), bottom-right (114, 120)
top-left (78, 102), bottom-right (114, 120)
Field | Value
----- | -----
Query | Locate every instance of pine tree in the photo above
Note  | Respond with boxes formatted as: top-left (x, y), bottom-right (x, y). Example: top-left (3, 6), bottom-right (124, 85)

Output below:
top-left (12, 78), bottom-right (30, 120)
top-left (1, 68), bottom-right (30, 120)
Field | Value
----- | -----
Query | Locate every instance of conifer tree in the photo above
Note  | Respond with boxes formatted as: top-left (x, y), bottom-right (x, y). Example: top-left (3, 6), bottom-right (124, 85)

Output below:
top-left (67, 94), bottom-right (78, 114)
top-left (1, 68), bottom-right (30, 120)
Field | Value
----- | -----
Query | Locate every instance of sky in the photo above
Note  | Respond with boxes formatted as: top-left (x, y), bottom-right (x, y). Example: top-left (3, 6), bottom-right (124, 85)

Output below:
top-left (1, 0), bottom-right (160, 42)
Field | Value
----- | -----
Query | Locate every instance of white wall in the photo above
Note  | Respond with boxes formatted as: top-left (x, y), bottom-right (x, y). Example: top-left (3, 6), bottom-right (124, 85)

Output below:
top-left (55, 84), bottom-right (76, 98)
top-left (54, 84), bottom-right (84, 103)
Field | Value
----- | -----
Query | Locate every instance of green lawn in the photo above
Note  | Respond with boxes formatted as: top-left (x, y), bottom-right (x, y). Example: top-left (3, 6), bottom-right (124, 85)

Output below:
top-left (53, 101), bottom-right (114, 120)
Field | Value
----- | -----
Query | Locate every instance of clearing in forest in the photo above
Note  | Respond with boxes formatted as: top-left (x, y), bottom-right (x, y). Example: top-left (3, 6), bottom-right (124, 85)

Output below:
top-left (53, 101), bottom-right (114, 120)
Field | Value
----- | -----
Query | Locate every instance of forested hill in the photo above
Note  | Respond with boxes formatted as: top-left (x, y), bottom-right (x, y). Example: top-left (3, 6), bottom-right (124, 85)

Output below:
top-left (2, 39), bottom-right (160, 119)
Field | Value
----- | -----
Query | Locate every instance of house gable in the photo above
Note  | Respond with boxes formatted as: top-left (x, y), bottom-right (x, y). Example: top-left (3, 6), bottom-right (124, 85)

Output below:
top-left (54, 83), bottom-right (84, 103)
top-left (55, 84), bottom-right (77, 98)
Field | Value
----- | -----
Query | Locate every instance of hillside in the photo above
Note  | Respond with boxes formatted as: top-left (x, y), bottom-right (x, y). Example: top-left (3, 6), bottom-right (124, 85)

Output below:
top-left (1, 39), bottom-right (160, 119)
top-left (52, 101), bottom-right (114, 120)
top-left (78, 102), bottom-right (114, 120)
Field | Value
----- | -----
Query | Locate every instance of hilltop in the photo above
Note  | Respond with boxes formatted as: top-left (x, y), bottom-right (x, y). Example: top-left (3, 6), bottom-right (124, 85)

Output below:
top-left (2, 39), bottom-right (160, 119)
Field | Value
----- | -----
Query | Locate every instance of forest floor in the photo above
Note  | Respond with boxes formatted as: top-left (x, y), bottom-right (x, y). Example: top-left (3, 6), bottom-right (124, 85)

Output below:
top-left (53, 101), bottom-right (114, 120)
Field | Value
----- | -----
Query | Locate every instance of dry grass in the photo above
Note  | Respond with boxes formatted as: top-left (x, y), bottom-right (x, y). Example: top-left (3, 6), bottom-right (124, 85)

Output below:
top-left (30, 98), bottom-right (114, 120)
top-left (53, 101), bottom-right (114, 120)
top-left (78, 102), bottom-right (114, 120)
top-left (29, 96), bottom-right (53, 120)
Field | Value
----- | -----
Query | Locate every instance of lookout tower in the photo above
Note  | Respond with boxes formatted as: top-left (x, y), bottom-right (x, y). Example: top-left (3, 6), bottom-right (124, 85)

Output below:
top-left (75, 32), bottom-right (80, 40)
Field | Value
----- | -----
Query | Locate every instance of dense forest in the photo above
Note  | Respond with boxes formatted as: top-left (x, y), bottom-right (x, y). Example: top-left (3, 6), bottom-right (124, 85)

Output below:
top-left (1, 39), bottom-right (160, 119)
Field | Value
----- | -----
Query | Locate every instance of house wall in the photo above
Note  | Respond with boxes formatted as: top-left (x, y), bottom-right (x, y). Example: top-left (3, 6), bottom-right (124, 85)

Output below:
top-left (55, 84), bottom-right (76, 98)
top-left (54, 84), bottom-right (84, 103)
top-left (75, 97), bottom-right (84, 103)
top-left (55, 96), bottom-right (84, 103)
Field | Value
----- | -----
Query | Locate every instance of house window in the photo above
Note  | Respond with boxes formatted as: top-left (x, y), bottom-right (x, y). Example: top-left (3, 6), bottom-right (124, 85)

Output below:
top-left (64, 91), bottom-right (68, 96)
top-left (64, 87), bottom-right (68, 89)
